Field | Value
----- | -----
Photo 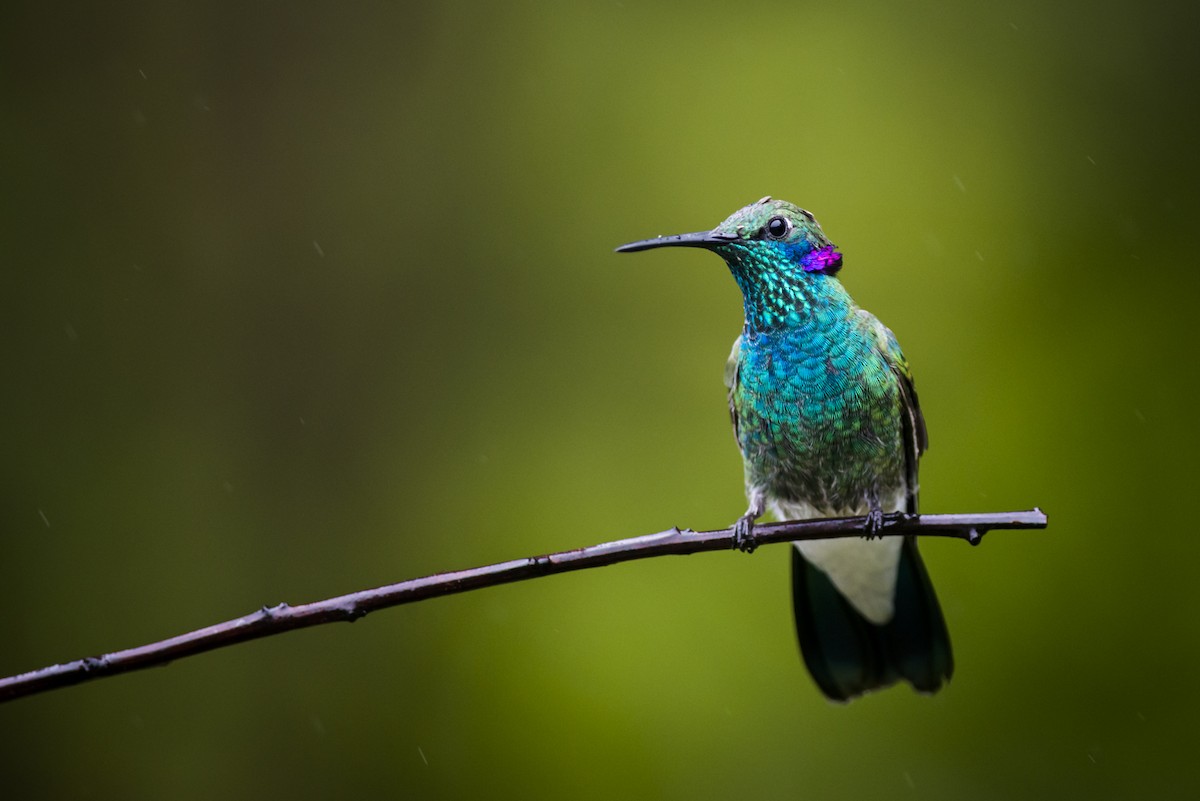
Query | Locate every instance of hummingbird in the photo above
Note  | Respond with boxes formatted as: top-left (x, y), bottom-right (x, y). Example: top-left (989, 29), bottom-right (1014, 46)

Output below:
top-left (616, 197), bottom-right (952, 701)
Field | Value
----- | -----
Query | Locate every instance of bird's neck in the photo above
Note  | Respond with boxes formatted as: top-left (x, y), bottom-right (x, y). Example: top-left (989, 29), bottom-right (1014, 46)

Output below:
top-left (734, 267), bottom-right (855, 337)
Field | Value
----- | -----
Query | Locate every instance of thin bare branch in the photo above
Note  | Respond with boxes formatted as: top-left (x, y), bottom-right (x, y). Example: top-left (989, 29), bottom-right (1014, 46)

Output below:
top-left (0, 509), bottom-right (1046, 704)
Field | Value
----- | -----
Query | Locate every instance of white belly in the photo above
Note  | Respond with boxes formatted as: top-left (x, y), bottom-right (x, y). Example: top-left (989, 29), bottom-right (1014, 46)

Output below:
top-left (772, 497), bottom-right (904, 625)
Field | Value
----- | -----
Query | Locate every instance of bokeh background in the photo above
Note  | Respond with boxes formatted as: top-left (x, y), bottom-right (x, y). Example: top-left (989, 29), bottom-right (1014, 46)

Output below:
top-left (4, 1), bottom-right (1198, 798)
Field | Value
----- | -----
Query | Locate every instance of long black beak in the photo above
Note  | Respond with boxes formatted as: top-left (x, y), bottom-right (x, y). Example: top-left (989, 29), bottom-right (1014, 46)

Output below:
top-left (614, 230), bottom-right (740, 253)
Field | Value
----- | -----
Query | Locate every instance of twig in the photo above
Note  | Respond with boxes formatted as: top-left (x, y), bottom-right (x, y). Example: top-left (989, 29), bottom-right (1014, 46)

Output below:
top-left (0, 509), bottom-right (1046, 704)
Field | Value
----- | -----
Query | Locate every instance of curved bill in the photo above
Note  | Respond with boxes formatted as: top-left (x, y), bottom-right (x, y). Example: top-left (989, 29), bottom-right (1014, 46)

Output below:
top-left (614, 230), bottom-right (740, 253)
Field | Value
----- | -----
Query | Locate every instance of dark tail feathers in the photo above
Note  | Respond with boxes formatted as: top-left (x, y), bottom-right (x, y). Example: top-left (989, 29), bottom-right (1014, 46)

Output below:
top-left (791, 537), bottom-right (953, 701)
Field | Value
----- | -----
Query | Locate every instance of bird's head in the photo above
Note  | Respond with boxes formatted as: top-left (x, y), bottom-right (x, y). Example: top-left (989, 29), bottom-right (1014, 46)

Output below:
top-left (616, 196), bottom-right (842, 275)
top-left (616, 197), bottom-right (845, 329)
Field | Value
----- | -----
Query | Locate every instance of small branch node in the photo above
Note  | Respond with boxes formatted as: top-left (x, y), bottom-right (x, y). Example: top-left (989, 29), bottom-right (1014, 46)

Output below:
top-left (340, 603), bottom-right (366, 622)
top-left (259, 603), bottom-right (289, 620)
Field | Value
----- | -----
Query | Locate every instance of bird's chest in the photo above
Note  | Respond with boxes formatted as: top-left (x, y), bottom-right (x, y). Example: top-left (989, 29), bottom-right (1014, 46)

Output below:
top-left (731, 329), bottom-right (900, 504)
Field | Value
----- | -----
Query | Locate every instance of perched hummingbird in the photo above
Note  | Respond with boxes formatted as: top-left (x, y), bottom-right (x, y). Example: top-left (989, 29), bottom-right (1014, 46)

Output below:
top-left (617, 197), bottom-right (952, 701)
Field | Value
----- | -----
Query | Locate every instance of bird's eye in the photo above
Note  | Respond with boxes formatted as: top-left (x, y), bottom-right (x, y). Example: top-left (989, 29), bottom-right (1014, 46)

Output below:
top-left (765, 216), bottom-right (790, 240)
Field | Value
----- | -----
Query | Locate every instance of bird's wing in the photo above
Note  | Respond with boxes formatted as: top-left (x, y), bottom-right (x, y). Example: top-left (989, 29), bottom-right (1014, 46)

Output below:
top-left (859, 311), bottom-right (927, 513)
top-left (724, 334), bottom-right (743, 443)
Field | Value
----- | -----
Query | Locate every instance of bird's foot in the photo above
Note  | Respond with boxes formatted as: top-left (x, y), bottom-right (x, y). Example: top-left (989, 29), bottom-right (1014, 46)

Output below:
top-left (733, 514), bottom-right (759, 553)
top-left (862, 508), bottom-right (885, 540)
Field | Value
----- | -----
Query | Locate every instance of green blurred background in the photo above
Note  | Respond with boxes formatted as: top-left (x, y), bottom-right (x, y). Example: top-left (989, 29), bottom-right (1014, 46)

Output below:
top-left (3, 1), bottom-right (1198, 798)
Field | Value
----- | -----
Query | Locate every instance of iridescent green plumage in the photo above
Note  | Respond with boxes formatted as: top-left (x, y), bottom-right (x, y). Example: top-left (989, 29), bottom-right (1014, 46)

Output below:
top-left (618, 197), bottom-right (952, 700)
